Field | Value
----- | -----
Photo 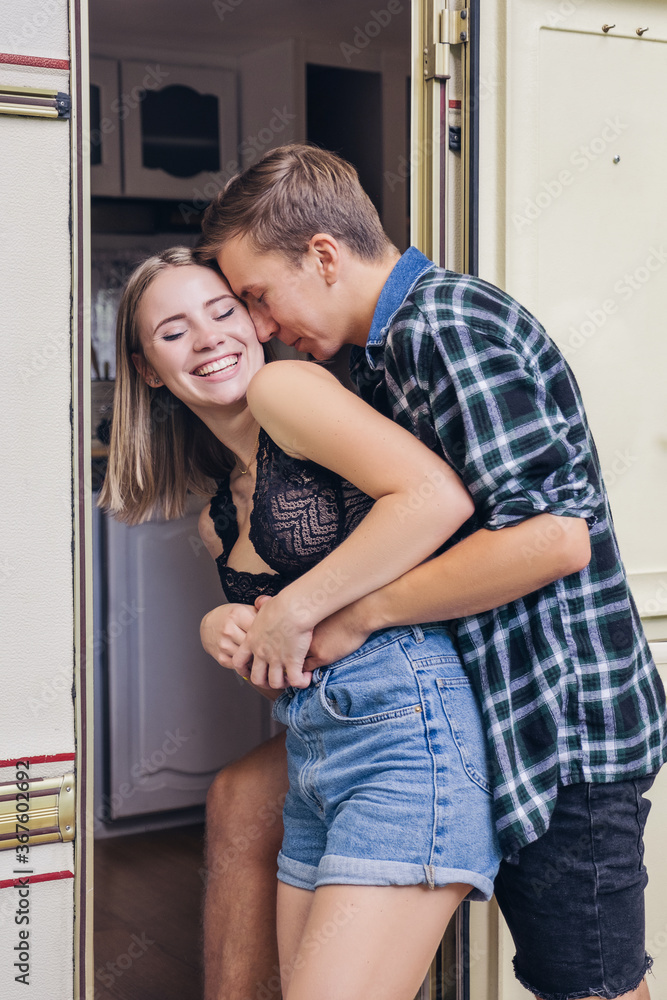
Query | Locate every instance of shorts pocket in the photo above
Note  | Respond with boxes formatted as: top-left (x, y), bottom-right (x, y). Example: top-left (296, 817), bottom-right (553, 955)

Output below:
top-left (272, 690), bottom-right (292, 726)
top-left (436, 677), bottom-right (492, 793)
top-left (318, 661), bottom-right (422, 727)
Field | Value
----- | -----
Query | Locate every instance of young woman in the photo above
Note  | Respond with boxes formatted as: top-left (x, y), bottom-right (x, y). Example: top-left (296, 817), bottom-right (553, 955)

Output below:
top-left (101, 247), bottom-right (501, 1000)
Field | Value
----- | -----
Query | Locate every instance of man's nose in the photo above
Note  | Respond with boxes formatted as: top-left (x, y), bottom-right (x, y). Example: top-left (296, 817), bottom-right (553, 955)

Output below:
top-left (248, 304), bottom-right (279, 343)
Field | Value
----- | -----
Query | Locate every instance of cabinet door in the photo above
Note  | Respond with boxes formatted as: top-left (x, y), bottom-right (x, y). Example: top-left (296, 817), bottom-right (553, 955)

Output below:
top-left (90, 57), bottom-right (122, 196)
top-left (121, 61), bottom-right (237, 199)
top-left (105, 503), bottom-right (271, 819)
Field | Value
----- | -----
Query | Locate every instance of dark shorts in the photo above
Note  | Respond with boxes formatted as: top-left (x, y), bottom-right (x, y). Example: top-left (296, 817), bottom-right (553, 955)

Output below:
top-left (494, 777), bottom-right (655, 1000)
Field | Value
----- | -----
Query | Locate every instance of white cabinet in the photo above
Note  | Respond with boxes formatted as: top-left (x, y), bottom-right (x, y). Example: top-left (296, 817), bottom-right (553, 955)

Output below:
top-left (90, 57), bottom-right (123, 196)
top-left (100, 499), bottom-right (271, 822)
top-left (90, 59), bottom-right (237, 199)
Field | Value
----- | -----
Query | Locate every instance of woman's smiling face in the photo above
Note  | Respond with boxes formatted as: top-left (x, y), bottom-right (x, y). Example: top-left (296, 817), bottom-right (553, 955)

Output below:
top-left (134, 264), bottom-right (265, 416)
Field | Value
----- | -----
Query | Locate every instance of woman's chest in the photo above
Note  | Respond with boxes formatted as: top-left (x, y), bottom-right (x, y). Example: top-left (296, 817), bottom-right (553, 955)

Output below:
top-left (226, 473), bottom-right (277, 577)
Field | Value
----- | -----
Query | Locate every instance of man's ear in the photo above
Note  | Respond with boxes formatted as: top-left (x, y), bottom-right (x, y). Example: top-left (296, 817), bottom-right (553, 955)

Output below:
top-left (132, 352), bottom-right (160, 386)
top-left (309, 234), bottom-right (340, 285)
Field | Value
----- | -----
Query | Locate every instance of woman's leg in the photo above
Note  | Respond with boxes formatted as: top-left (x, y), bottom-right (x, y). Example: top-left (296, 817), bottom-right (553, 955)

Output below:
top-left (277, 883), bottom-right (315, 996)
top-left (279, 881), bottom-right (471, 1000)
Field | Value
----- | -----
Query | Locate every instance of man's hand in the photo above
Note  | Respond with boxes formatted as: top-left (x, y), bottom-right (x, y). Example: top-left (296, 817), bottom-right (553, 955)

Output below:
top-left (305, 600), bottom-right (374, 670)
top-left (200, 603), bottom-right (258, 671)
top-left (232, 595), bottom-right (314, 690)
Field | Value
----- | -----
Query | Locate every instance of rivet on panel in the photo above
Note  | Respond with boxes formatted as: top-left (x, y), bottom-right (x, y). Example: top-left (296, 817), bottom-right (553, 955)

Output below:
top-left (613, 155), bottom-right (621, 164)
top-left (602, 24), bottom-right (615, 32)
top-left (636, 27), bottom-right (649, 36)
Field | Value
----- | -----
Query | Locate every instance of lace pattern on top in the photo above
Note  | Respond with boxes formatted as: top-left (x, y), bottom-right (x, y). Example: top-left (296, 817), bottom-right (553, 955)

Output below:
top-left (209, 428), bottom-right (374, 604)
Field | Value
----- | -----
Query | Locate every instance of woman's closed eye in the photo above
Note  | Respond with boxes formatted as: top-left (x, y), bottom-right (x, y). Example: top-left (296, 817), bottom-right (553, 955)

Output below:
top-left (214, 307), bottom-right (235, 320)
top-left (162, 331), bottom-right (185, 341)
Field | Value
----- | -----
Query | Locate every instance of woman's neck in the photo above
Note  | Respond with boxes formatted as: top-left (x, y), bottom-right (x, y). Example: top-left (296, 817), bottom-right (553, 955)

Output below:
top-left (192, 400), bottom-right (260, 471)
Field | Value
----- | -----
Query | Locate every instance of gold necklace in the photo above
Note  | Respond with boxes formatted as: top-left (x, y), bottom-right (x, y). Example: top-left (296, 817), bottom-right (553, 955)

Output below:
top-left (234, 429), bottom-right (261, 475)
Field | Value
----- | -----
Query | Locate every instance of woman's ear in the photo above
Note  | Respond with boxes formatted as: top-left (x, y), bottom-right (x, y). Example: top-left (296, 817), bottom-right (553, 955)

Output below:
top-left (132, 353), bottom-right (161, 387)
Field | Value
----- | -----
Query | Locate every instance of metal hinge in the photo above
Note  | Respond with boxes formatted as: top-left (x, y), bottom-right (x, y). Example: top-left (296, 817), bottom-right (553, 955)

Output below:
top-left (0, 773), bottom-right (75, 851)
top-left (0, 85), bottom-right (71, 119)
top-left (424, 5), bottom-right (469, 80)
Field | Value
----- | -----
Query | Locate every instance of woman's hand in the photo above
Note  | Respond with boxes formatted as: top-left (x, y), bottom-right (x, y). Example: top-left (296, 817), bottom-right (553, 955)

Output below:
top-left (232, 595), bottom-right (314, 690)
top-left (200, 603), bottom-right (258, 672)
top-left (305, 600), bottom-right (375, 671)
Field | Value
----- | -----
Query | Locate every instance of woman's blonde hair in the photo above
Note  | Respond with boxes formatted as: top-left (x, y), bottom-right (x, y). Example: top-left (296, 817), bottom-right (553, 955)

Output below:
top-left (99, 247), bottom-right (237, 525)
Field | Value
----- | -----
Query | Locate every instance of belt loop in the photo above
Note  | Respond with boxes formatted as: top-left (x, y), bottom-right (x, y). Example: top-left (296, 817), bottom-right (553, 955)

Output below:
top-left (411, 625), bottom-right (425, 643)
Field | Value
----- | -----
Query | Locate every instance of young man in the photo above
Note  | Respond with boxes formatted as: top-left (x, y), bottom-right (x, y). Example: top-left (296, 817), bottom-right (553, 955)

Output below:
top-left (197, 144), bottom-right (666, 1000)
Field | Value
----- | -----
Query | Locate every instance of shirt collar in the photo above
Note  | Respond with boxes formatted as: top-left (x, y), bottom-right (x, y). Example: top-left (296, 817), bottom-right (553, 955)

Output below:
top-left (368, 246), bottom-right (435, 347)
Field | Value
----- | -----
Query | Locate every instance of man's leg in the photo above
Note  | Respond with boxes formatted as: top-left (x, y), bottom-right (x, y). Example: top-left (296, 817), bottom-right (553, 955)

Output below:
top-left (494, 778), bottom-right (655, 1000)
top-left (204, 732), bottom-right (288, 1000)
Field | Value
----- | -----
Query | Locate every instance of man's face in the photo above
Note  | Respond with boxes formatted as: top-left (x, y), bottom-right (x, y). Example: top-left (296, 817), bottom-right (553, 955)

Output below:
top-left (217, 236), bottom-right (350, 360)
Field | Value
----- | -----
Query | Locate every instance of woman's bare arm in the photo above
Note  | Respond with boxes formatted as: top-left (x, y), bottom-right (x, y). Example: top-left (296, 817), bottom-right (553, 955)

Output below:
top-left (234, 360), bottom-right (474, 688)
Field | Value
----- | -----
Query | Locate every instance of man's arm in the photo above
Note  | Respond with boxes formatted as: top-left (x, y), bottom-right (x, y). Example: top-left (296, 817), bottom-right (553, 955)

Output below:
top-left (306, 512), bottom-right (590, 667)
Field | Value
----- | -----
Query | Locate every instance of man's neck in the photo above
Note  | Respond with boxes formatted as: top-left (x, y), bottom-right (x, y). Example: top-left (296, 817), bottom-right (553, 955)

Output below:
top-left (346, 248), bottom-right (402, 348)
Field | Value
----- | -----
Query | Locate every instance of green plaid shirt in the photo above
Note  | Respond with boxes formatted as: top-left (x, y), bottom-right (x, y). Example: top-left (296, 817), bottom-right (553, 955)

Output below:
top-left (350, 247), bottom-right (667, 861)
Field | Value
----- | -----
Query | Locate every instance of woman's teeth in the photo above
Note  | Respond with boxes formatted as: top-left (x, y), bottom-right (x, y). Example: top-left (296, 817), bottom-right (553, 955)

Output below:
top-left (194, 356), bottom-right (238, 377)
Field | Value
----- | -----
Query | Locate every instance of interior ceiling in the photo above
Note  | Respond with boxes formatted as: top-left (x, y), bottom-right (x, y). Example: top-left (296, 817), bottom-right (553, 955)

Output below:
top-left (89, 0), bottom-right (410, 56)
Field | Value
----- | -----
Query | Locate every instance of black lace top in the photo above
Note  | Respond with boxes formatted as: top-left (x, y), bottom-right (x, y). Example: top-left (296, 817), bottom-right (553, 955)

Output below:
top-left (209, 429), bottom-right (374, 604)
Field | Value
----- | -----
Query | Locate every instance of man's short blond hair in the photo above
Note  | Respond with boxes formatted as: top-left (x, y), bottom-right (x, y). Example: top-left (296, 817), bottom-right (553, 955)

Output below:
top-left (198, 143), bottom-right (393, 266)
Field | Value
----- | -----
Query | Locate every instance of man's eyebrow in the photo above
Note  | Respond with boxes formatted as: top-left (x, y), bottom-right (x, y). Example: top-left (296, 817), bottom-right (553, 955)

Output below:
top-left (153, 295), bottom-right (235, 335)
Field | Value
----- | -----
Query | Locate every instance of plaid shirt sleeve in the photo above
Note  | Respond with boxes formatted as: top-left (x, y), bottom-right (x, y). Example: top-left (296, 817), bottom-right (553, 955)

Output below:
top-left (354, 268), bottom-right (667, 860)
top-left (383, 276), bottom-right (602, 531)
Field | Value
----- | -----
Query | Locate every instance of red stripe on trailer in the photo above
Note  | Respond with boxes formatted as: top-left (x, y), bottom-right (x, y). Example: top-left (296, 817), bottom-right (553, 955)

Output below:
top-left (0, 871), bottom-right (75, 890)
top-left (0, 53), bottom-right (70, 70)
top-left (0, 753), bottom-right (75, 767)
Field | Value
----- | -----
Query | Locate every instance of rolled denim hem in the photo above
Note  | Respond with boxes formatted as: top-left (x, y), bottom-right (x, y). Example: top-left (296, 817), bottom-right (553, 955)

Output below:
top-left (513, 952), bottom-right (654, 1000)
top-left (277, 851), bottom-right (495, 902)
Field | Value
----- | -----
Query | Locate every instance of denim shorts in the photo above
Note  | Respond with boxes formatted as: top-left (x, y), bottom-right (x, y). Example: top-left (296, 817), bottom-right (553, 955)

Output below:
top-left (272, 624), bottom-right (502, 901)
top-left (494, 777), bottom-right (656, 1000)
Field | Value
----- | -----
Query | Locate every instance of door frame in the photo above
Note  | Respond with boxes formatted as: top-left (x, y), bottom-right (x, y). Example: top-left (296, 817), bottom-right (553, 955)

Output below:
top-left (71, 0), bottom-right (94, 995)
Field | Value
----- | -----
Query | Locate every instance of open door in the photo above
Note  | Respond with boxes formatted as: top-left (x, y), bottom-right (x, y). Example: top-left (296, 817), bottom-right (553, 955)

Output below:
top-left (0, 1), bottom-right (93, 998)
top-left (410, 4), bottom-right (478, 998)
top-left (411, 2), bottom-right (667, 998)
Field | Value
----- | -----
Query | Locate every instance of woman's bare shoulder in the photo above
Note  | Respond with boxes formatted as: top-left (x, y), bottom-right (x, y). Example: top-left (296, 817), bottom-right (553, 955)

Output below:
top-left (248, 359), bottom-right (337, 400)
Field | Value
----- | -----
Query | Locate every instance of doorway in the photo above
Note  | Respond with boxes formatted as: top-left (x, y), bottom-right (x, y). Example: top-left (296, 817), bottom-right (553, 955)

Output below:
top-left (87, 2), bottom-right (411, 996)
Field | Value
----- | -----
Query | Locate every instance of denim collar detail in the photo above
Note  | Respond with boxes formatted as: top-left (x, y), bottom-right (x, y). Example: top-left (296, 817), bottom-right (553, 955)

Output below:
top-left (366, 246), bottom-right (435, 354)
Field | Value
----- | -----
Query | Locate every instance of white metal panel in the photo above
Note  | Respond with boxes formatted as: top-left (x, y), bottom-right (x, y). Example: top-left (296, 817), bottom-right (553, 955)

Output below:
top-left (477, 4), bottom-right (667, 998)
top-left (0, 93), bottom-right (74, 759)
top-left (535, 26), bottom-right (667, 590)
top-left (478, 0), bottom-right (667, 616)
top-left (0, 1), bottom-right (69, 59)
top-left (0, 4), bottom-right (79, 998)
